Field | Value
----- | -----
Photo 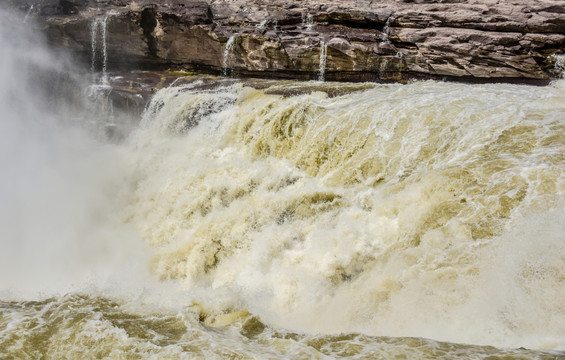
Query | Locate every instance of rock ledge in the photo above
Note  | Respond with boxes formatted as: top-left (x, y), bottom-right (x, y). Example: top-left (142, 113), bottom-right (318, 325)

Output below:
top-left (17, 0), bottom-right (565, 83)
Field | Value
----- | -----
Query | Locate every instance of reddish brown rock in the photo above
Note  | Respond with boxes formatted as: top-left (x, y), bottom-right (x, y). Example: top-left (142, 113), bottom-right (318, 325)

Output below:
top-left (26, 0), bottom-right (565, 83)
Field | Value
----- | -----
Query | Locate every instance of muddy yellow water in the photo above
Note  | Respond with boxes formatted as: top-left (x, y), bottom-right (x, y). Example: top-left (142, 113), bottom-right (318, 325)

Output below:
top-left (1, 75), bottom-right (564, 359)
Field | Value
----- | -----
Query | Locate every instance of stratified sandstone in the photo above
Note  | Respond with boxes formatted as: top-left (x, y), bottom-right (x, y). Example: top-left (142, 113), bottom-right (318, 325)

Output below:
top-left (17, 0), bottom-right (565, 83)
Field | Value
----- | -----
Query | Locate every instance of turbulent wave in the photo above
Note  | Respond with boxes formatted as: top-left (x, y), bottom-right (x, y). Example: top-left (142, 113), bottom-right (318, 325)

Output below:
top-left (1, 294), bottom-right (562, 359)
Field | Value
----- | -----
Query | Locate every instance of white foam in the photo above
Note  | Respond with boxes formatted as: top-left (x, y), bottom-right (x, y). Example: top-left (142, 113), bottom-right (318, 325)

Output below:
top-left (123, 80), bottom-right (565, 350)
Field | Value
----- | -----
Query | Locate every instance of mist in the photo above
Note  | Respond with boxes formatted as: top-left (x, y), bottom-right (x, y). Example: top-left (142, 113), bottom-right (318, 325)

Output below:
top-left (0, 7), bottom-right (149, 299)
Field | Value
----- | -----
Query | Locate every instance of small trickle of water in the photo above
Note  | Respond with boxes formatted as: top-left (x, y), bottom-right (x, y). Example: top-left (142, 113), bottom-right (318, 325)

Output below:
top-left (379, 58), bottom-right (388, 79)
top-left (223, 35), bottom-right (236, 77)
top-left (381, 16), bottom-right (392, 43)
top-left (255, 20), bottom-right (267, 31)
top-left (90, 15), bottom-right (109, 85)
top-left (554, 54), bottom-right (565, 78)
top-left (318, 41), bottom-right (328, 82)
top-left (303, 13), bottom-right (314, 31)
top-left (85, 83), bottom-right (114, 127)
top-left (23, 4), bottom-right (34, 23)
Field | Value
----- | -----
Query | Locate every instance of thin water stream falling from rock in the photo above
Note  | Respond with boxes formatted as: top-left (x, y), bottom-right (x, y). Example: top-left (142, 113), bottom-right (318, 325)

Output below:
top-left (381, 16), bottom-right (392, 44)
top-left (23, 4), bottom-right (34, 23)
top-left (378, 15), bottom-right (395, 80)
top-left (90, 14), bottom-right (109, 85)
top-left (318, 40), bottom-right (328, 81)
top-left (554, 54), bottom-right (565, 78)
top-left (303, 13), bottom-right (314, 31)
top-left (87, 14), bottom-right (115, 135)
top-left (223, 35), bottom-right (236, 76)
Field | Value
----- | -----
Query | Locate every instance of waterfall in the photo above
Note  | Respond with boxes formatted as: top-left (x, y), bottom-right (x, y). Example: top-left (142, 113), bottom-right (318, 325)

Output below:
top-left (306, 14), bottom-right (314, 31)
top-left (554, 54), bottom-right (565, 78)
top-left (378, 54), bottom-right (403, 81)
top-left (381, 16), bottom-right (392, 43)
top-left (85, 82), bottom-right (114, 127)
top-left (255, 20), bottom-right (267, 31)
top-left (3, 4), bottom-right (565, 358)
top-left (379, 16), bottom-right (401, 80)
top-left (223, 35), bottom-right (236, 76)
top-left (88, 15), bottom-right (115, 135)
top-left (303, 13), bottom-right (314, 31)
top-left (90, 15), bottom-right (110, 85)
top-left (318, 41), bottom-right (328, 82)
top-left (379, 58), bottom-right (388, 80)
top-left (126, 80), bottom-right (565, 353)
top-left (23, 4), bottom-right (34, 23)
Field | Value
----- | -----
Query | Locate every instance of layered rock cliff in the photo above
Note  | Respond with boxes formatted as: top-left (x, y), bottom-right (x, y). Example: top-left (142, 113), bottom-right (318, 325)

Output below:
top-left (16, 0), bottom-right (565, 83)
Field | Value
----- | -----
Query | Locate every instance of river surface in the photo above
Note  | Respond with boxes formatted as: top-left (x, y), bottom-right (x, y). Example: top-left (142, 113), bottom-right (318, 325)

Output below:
top-left (1, 7), bottom-right (565, 360)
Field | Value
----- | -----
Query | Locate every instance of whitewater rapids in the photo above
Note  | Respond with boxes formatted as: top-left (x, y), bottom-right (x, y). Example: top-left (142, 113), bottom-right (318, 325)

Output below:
top-left (123, 78), bottom-right (565, 350)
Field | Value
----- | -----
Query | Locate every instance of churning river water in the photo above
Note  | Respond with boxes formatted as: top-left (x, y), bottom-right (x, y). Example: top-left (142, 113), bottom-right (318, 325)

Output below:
top-left (1, 7), bottom-right (564, 360)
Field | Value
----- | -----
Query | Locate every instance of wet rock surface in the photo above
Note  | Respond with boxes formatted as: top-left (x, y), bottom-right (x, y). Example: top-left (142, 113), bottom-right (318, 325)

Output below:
top-left (19, 0), bottom-right (565, 83)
